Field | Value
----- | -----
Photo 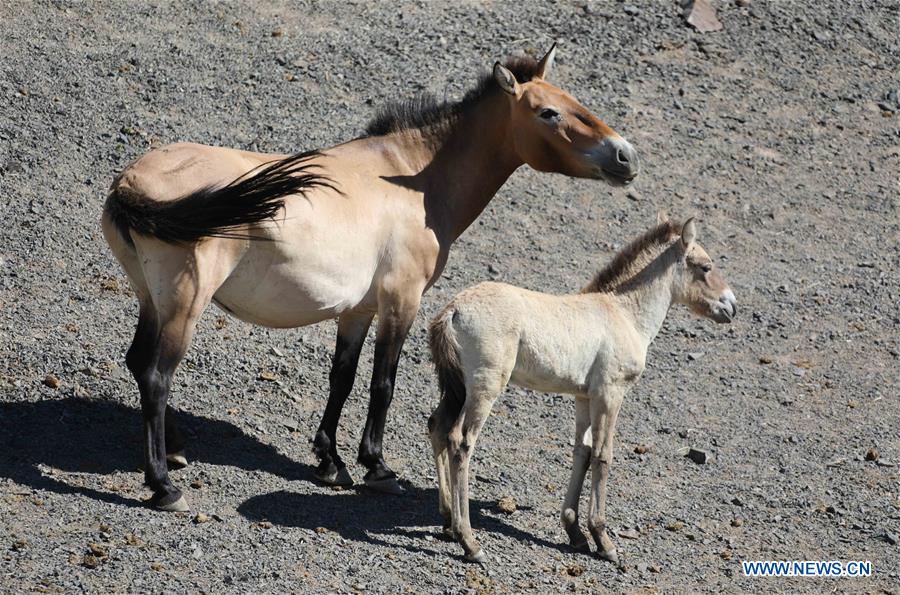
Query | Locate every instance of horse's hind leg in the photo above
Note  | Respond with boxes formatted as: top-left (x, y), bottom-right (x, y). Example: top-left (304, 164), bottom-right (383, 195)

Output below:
top-left (561, 396), bottom-right (591, 552)
top-left (130, 240), bottom-right (230, 511)
top-left (312, 312), bottom-right (374, 486)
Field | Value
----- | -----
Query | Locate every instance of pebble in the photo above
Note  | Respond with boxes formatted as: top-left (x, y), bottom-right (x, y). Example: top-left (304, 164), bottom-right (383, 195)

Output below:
top-left (43, 374), bottom-right (61, 389)
top-left (634, 444), bottom-right (649, 455)
top-left (623, 5), bottom-right (640, 16)
top-left (497, 496), bottom-right (517, 514)
top-left (864, 447), bottom-right (879, 461)
top-left (684, 447), bottom-right (709, 464)
top-left (731, 518), bottom-right (743, 527)
top-left (193, 513), bottom-right (210, 524)
top-left (618, 528), bottom-right (640, 539)
top-left (666, 521), bottom-right (685, 532)
top-left (882, 531), bottom-right (898, 546)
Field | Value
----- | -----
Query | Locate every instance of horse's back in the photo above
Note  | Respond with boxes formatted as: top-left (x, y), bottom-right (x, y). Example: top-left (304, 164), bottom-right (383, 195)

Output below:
top-left (111, 142), bottom-right (287, 203)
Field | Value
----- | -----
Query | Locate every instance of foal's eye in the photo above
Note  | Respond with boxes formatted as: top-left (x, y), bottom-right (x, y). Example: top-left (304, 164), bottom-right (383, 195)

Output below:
top-left (539, 108), bottom-right (560, 121)
top-left (701, 263), bottom-right (713, 273)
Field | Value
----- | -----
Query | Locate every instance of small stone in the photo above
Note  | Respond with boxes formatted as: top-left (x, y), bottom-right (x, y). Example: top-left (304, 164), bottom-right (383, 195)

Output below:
top-left (720, 549), bottom-right (733, 560)
top-left (635, 562), bottom-right (648, 573)
top-left (271, 28), bottom-right (283, 37)
top-left (488, 263), bottom-right (500, 276)
top-left (565, 563), bottom-right (585, 577)
top-left (865, 448), bottom-right (879, 461)
top-left (43, 374), bottom-right (61, 389)
top-left (255, 521), bottom-right (273, 530)
top-left (125, 533), bottom-right (143, 547)
top-left (649, 564), bottom-right (661, 573)
top-left (731, 518), bottom-right (744, 527)
top-left (11, 539), bottom-right (27, 551)
top-left (666, 521), bottom-right (685, 532)
top-left (758, 355), bottom-right (773, 364)
top-left (618, 527), bottom-right (640, 539)
top-left (634, 444), bottom-right (649, 455)
top-left (684, 0), bottom-right (723, 33)
top-left (735, 0), bottom-right (750, 6)
top-left (193, 513), bottom-right (210, 524)
top-left (150, 562), bottom-right (164, 571)
top-left (685, 448), bottom-right (709, 464)
top-left (88, 543), bottom-right (107, 557)
top-left (82, 554), bottom-right (100, 569)
top-left (258, 370), bottom-right (277, 381)
top-left (623, 4), bottom-right (639, 16)
top-left (882, 531), bottom-right (898, 545)
top-left (626, 189), bottom-right (641, 202)
top-left (687, 352), bottom-right (703, 361)
top-left (314, 526), bottom-right (328, 534)
top-left (731, 497), bottom-right (743, 506)
top-left (497, 496), bottom-right (517, 514)
top-left (190, 480), bottom-right (203, 489)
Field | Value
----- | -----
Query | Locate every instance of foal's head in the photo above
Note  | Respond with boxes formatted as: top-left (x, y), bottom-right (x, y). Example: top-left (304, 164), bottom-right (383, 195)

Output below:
top-left (672, 219), bottom-right (737, 324)
top-left (494, 44), bottom-right (639, 185)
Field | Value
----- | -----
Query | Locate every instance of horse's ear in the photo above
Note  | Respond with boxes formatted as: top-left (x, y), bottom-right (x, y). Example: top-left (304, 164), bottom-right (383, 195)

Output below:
top-left (681, 218), bottom-right (697, 247)
top-left (493, 62), bottom-right (519, 96)
top-left (535, 42), bottom-right (557, 80)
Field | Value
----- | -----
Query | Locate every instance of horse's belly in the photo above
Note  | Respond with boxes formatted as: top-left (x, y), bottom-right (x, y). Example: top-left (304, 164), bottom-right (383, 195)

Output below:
top-left (212, 246), bottom-right (377, 328)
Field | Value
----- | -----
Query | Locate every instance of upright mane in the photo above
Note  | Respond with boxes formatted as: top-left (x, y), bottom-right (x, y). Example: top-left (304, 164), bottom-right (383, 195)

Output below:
top-left (583, 220), bottom-right (682, 293)
top-left (363, 55), bottom-right (542, 140)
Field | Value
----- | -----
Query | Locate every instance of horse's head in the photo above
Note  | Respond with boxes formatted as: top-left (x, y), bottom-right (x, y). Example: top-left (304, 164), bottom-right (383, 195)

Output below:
top-left (671, 219), bottom-right (737, 324)
top-left (495, 44), bottom-right (639, 186)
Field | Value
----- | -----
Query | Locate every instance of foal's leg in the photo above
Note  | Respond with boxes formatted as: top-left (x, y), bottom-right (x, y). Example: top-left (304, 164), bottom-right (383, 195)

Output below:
top-left (561, 396), bottom-right (592, 552)
top-left (447, 380), bottom-right (502, 563)
top-left (427, 399), bottom-right (455, 536)
top-left (357, 290), bottom-right (422, 494)
top-left (312, 313), bottom-right (374, 486)
top-left (587, 386), bottom-right (625, 565)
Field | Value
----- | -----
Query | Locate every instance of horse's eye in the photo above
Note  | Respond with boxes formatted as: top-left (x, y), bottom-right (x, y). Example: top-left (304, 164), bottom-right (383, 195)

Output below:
top-left (539, 108), bottom-right (560, 121)
top-left (701, 263), bottom-right (713, 273)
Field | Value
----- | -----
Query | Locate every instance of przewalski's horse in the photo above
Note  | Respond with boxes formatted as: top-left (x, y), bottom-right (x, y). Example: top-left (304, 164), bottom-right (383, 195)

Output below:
top-left (102, 44), bottom-right (640, 512)
top-left (428, 217), bottom-right (736, 563)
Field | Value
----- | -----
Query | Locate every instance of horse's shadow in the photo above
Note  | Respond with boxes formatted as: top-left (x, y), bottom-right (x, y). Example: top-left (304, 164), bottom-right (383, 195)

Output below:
top-left (0, 396), bottom-right (315, 508)
top-left (1, 397), bottom-right (572, 556)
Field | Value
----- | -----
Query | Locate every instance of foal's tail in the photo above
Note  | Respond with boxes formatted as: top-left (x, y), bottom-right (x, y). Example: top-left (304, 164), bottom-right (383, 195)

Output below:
top-left (428, 305), bottom-right (466, 430)
top-left (105, 150), bottom-right (331, 244)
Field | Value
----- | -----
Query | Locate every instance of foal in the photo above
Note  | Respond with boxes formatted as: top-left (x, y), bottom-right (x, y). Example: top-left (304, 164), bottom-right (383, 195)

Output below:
top-left (428, 218), bottom-right (736, 563)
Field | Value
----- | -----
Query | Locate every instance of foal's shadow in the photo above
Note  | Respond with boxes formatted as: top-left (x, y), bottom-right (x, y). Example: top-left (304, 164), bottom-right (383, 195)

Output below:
top-left (0, 397), bottom-right (314, 507)
top-left (237, 486), bottom-right (572, 558)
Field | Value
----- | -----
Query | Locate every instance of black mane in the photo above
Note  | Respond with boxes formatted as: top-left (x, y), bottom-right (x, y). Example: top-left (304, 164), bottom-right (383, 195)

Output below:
top-left (364, 55), bottom-right (542, 139)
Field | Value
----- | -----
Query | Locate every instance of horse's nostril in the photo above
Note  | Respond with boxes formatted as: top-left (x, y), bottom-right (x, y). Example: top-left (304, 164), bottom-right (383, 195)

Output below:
top-left (616, 148), bottom-right (629, 164)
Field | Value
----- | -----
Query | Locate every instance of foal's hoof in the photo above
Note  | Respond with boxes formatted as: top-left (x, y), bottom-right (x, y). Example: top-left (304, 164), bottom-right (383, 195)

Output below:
top-left (442, 524), bottom-right (458, 540)
top-left (598, 548), bottom-right (619, 566)
top-left (364, 476), bottom-right (405, 495)
top-left (154, 493), bottom-right (190, 512)
top-left (466, 548), bottom-right (487, 565)
top-left (314, 464), bottom-right (354, 487)
top-left (166, 451), bottom-right (188, 469)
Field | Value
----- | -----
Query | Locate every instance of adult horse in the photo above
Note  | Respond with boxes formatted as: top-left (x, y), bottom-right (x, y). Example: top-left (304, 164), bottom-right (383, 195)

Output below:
top-left (101, 45), bottom-right (639, 511)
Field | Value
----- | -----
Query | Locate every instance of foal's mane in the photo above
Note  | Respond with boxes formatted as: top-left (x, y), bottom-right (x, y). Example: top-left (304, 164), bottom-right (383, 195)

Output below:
top-left (363, 55), bottom-right (542, 140)
top-left (583, 220), bottom-right (682, 293)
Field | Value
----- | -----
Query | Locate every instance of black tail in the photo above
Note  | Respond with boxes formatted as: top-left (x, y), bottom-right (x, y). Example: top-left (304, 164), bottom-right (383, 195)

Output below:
top-left (106, 150), bottom-right (331, 243)
top-left (427, 307), bottom-right (467, 433)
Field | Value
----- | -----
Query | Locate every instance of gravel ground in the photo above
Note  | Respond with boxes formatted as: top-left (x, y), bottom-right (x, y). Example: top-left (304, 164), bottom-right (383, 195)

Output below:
top-left (1, 1), bottom-right (899, 592)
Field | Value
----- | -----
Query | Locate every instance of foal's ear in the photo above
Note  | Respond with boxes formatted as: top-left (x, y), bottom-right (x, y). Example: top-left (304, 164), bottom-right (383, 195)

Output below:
top-left (494, 62), bottom-right (519, 96)
top-left (681, 218), bottom-right (697, 247)
top-left (535, 42), bottom-right (557, 80)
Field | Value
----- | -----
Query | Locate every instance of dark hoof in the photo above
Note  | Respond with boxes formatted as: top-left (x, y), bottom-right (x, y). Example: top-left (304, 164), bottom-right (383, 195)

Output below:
top-left (166, 451), bottom-right (188, 469)
top-left (598, 548), bottom-right (619, 566)
top-left (314, 464), bottom-right (354, 487)
top-left (364, 476), bottom-right (405, 495)
top-left (153, 492), bottom-right (190, 512)
top-left (571, 537), bottom-right (591, 554)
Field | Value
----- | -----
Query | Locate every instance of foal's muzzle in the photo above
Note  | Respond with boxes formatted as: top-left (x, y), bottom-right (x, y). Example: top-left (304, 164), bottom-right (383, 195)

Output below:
top-left (715, 290), bottom-right (737, 323)
top-left (594, 137), bottom-right (639, 185)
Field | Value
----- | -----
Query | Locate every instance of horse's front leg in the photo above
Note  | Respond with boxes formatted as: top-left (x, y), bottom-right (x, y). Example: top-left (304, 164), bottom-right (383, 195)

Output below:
top-left (587, 385), bottom-right (625, 565)
top-left (312, 312), bottom-right (374, 486)
top-left (357, 288), bottom-right (422, 494)
top-left (561, 396), bottom-right (592, 552)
